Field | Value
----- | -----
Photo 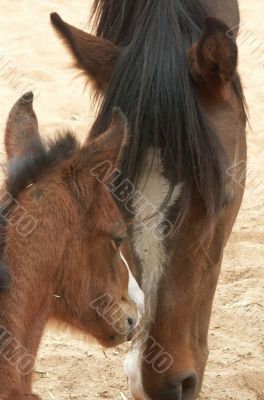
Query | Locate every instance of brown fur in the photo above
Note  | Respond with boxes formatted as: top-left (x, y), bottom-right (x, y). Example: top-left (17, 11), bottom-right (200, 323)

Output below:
top-left (50, 4), bottom-right (247, 399)
top-left (0, 94), bottom-right (138, 399)
top-left (5, 92), bottom-right (42, 160)
top-left (50, 12), bottom-right (121, 92)
top-left (189, 17), bottom-right (238, 99)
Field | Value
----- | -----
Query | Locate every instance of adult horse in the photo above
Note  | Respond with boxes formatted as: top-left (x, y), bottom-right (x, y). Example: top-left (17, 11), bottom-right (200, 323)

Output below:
top-left (51, 0), bottom-right (247, 398)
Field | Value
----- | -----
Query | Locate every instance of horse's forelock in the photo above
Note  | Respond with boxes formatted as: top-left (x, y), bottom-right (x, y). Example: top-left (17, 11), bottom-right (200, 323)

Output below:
top-left (90, 0), bottom-right (240, 234)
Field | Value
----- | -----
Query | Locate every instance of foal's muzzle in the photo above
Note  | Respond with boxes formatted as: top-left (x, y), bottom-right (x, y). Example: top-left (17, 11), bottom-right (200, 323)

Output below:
top-left (127, 316), bottom-right (138, 341)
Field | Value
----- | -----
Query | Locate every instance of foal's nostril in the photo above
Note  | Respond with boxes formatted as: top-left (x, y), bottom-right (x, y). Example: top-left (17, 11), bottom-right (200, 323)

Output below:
top-left (127, 317), bottom-right (134, 327)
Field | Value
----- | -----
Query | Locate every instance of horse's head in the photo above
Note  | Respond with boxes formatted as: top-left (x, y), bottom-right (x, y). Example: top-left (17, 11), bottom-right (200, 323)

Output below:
top-left (3, 93), bottom-right (142, 348)
top-left (50, 8), bottom-right (246, 400)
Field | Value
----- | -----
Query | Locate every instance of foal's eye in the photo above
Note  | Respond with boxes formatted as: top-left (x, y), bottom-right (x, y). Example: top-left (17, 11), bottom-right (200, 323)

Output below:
top-left (111, 232), bottom-right (127, 250)
top-left (113, 237), bottom-right (123, 248)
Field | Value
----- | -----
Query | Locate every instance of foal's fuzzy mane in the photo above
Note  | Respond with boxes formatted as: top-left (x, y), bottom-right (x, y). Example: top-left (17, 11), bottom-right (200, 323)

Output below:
top-left (90, 0), bottom-right (246, 230)
top-left (0, 132), bottom-right (79, 258)
top-left (5, 132), bottom-right (79, 198)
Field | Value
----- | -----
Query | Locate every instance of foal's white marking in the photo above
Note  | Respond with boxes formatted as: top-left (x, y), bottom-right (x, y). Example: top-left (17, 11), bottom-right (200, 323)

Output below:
top-left (125, 150), bottom-right (181, 399)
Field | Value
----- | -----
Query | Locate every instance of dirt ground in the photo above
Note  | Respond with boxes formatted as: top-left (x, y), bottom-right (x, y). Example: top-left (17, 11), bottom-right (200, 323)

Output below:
top-left (0, 1), bottom-right (263, 399)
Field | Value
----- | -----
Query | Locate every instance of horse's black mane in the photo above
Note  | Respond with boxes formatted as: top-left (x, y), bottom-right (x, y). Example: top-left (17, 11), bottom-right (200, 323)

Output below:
top-left (0, 132), bottom-right (79, 261)
top-left (90, 0), bottom-right (246, 230)
top-left (92, 0), bottom-right (206, 46)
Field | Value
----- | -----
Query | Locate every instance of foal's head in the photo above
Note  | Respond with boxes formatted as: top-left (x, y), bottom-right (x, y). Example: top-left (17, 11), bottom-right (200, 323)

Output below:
top-left (2, 93), bottom-right (138, 347)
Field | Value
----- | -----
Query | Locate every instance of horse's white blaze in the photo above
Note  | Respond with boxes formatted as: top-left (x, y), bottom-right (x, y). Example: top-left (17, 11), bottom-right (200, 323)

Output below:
top-left (132, 150), bottom-right (181, 321)
top-left (120, 251), bottom-right (145, 315)
top-left (126, 150), bottom-right (181, 398)
top-left (121, 252), bottom-right (147, 397)
top-left (125, 345), bottom-right (151, 400)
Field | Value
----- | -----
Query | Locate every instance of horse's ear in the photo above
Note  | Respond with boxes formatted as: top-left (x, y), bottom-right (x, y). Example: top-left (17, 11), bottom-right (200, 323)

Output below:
top-left (188, 17), bottom-right (238, 95)
top-left (50, 13), bottom-right (122, 92)
top-left (87, 108), bottom-right (128, 171)
top-left (5, 92), bottom-right (43, 160)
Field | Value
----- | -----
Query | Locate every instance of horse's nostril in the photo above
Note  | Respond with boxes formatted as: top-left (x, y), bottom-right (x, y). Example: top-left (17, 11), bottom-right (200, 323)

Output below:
top-left (182, 373), bottom-right (197, 397)
top-left (158, 372), bottom-right (197, 400)
top-left (159, 381), bottom-right (182, 400)
top-left (127, 317), bottom-right (134, 327)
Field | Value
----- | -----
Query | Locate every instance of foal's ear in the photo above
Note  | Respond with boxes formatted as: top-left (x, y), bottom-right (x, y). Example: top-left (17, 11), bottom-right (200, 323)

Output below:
top-left (66, 109), bottom-right (128, 196)
top-left (5, 92), bottom-right (43, 160)
top-left (88, 108), bottom-right (128, 171)
top-left (50, 13), bottom-right (122, 92)
top-left (188, 17), bottom-right (238, 95)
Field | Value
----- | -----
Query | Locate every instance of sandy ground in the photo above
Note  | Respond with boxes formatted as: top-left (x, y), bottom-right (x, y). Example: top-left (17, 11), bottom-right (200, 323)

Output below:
top-left (0, 1), bottom-right (263, 399)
